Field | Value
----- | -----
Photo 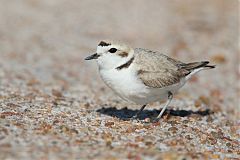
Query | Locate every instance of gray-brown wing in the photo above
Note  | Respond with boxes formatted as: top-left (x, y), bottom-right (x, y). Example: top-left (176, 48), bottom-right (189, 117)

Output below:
top-left (134, 48), bottom-right (189, 88)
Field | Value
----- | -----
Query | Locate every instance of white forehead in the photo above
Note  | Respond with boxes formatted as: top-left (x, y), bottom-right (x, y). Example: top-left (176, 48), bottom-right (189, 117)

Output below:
top-left (96, 43), bottom-right (130, 53)
top-left (96, 45), bottom-right (110, 53)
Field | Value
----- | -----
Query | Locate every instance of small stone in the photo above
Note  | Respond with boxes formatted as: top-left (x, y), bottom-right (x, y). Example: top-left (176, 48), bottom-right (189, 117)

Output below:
top-left (145, 141), bottom-right (153, 146)
top-left (70, 129), bottom-right (79, 134)
top-left (168, 140), bottom-right (177, 146)
top-left (168, 127), bottom-right (178, 133)
top-left (182, 120), bottom-right (189, 124)
top-left (84, 103), bottom-right (90, 108)
top-left (125, 127), bottom-right (136, 133)
top-left (185, 135), bottom-right (192, 140)
top-left (210, 89), bottom-right (222, 99)
top-left (6, 103), bottom-right (20, 108)
top-left (27, 78), bottom-right (40, 86)
top-left (143, 135), bottom-right (156, 141)
top-left (226, 142), bottom-right (231, 147)
top-left (200, 134), bottom-right (208, 143)
top-left (211, 54), bottom-right (226, 64)
top-left (105, 121), bottom-right (114, 127)
top-left (208, 137), bottom-right (217, 145)
top-left (144, 118), bottom-right (151, 123)
top-left (210, 131), bottom-right (219, 139)
top-left (210, 154), bottom-right (220, 159)
top-left (127, 143), bottom-right (139, 148)
top-left (38, 122), bottom-right (52, 134)
top-left (60, 125), bottom-right (70, 133)
top-left (227, 150), bottom-right (233, 153)
top-left (168, 121), bottom-right (179, 125)
top-left (199, 95), bottom-right (210, 105)
top-left (102, 132), bottom-right (113, 140)
top-left (207, 116), bottom-right (213, 122)
top-left (52, 89), bottom-right (63, 97)
top-left (1, 112), bottom-right (20, 117)
top-left (194, 99), bottom-right (202, 108)
top-left (0, 115), bottom-right (5, 119)
top-left (135, 136), bottom-right (144, 142)
top-left (105, 139), bottom-right (112, 148)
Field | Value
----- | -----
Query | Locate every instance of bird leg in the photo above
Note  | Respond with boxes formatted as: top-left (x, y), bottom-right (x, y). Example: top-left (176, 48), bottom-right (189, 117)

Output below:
top-left (131, 104), bottom-right (147, 120)
top-left (155, 91), bottom-right (173, 120)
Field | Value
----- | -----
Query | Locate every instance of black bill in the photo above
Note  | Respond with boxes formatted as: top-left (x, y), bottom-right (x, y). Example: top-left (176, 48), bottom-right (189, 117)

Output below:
top-left (85, 53), bottom-right (100, 60)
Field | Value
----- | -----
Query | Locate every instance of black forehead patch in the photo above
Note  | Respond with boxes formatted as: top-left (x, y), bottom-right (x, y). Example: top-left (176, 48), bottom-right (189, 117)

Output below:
top-left (98, 41), bottom-right (111, 47)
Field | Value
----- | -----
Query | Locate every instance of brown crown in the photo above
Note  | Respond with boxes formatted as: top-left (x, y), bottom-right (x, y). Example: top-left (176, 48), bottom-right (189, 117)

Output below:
top-left (98, 41), bottom-right (111, 47)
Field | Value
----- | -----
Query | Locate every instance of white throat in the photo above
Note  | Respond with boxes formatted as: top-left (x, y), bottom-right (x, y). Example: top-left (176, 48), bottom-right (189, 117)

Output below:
top-left (97, 49), bottom-right (134, 70)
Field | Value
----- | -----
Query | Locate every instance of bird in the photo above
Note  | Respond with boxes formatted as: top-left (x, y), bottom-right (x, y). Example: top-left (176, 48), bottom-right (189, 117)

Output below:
top-left (85, 40), bottom-right (215, 121)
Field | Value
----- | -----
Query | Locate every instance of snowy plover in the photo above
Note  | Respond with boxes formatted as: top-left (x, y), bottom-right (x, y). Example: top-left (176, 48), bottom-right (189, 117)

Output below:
top-left (85, 40), bottom-right (215, 121)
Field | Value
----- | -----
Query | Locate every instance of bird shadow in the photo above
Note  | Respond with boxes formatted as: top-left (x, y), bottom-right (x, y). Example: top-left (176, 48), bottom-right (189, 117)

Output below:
top-left (96, 106), bottom-right (213, 121)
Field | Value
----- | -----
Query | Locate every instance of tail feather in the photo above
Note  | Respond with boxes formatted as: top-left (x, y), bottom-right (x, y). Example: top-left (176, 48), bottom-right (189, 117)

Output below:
top-left (204, 65), bottom-right (216, 69)
top-left (180, 61), bottom-right (215, 71)
top-left (181, 61), bottom-right (215, 81)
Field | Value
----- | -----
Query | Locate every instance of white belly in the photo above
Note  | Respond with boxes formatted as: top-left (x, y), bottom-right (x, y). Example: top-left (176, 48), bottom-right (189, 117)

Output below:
top-left (99, 68), bottom-right (186, 105)
top-left (99, 68), bottom-right (148, 104)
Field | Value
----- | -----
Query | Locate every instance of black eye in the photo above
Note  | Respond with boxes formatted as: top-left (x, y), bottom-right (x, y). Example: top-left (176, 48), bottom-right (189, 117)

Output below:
top-left (109, 48), bottom-right (117, 53)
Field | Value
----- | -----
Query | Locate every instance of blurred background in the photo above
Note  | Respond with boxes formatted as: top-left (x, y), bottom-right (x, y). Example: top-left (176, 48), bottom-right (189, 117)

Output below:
top-left (0, 0), bottom-right (239, 159)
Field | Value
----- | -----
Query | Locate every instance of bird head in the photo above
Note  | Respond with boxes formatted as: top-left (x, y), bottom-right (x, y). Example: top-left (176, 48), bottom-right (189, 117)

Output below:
top-left (85, 40), bottom-right (134, 70)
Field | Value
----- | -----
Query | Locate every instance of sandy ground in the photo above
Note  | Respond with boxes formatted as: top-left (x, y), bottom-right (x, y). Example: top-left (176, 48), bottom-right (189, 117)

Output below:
top-left (0, 0), bottom-right (239, 159)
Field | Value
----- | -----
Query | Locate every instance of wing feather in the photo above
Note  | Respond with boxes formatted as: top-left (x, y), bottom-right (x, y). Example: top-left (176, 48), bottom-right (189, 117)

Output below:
top-left (134, 48), bottom-right (189, 88)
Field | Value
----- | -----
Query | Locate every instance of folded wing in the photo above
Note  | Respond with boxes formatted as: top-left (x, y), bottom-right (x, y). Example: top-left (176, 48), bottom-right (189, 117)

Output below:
top-left (134, 48), bottom-right (212, 88)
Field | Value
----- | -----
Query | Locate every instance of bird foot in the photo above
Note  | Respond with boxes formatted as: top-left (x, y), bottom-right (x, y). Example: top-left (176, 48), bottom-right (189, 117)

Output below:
top-left (151, 118), bottom-right (160, 123)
